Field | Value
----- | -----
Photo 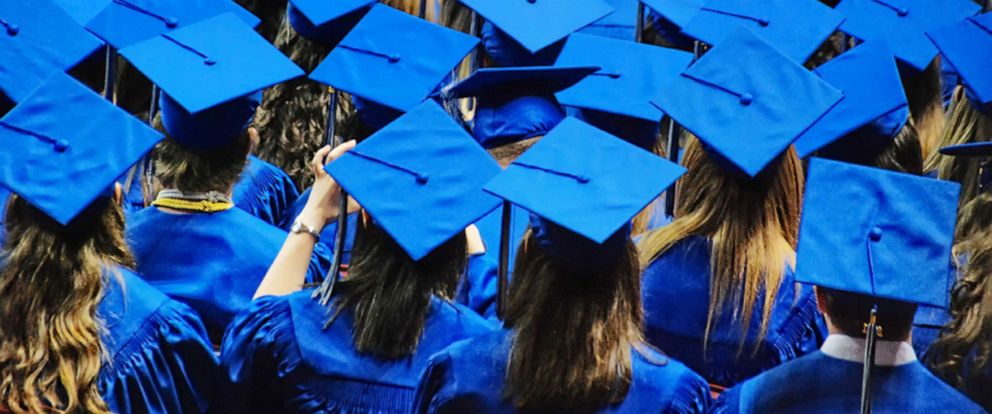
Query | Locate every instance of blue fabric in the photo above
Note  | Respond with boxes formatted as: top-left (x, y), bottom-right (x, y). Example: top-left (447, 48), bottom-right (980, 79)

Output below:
top-left (481, 21), bottom-right (565, 67)
top-left (279, 188), bottom-right (358, 265)
top-left (126, 207), bottom-right (332, 341)
top-left (462, 0), bottom-right (614, 55)
top-left (414, 330), bottom-right (712, 413)
top-left (86, 0), bottom-right (260, 50)
top-left (464, 203), bottom-right (529, 319)
top-left (159, 91), bottom-right (261, 151)
top-left (642, 236), bottom-right (827, 387)
top-left (98, 267), bottom-right (222, 413)
top-left (928, 12), bottom-right (992, 114)
top-left (578, 0), bottom-right (638, 41)
top-left (233, 155), bottom-right (300, 226)
top-left (220, 289), bottom-right (497, 412)
top-left (711, 351), bottom-right (987, 413)
top-left (287, 0), bottom-right (373, 46)
top-left (912, 304), bottom-right (951, 358)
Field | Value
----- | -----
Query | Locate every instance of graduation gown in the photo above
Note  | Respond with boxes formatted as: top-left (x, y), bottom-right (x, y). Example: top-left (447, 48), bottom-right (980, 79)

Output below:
top-left (465, 204), bottom-right (529, 319)
top-left (221, 289), bottom-right (497, 413)
top-left (126, 207), bottom-right (332, 341)
top-left (414, 330), bottom-right (712, 413)
top-left (278, 188), bottom-right (359, 266)
top-left (99, 266), bottom-right (222, 413)
top-left (711, 351), bottom-right (987, 413)
top-left (642, 236), bottom-right (827, 387)
top-left (233, 155), bottom-right (300, 226)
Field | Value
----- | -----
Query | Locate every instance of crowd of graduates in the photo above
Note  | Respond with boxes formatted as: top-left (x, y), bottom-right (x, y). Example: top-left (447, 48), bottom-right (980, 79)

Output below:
top-left (0, 0), bottom-right (991, 412)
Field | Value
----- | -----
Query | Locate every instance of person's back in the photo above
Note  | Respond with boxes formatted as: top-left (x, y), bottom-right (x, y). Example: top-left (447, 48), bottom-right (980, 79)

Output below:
top-left (643, 235), bottom-right (824, 387)
top-left (233, 155), bottom-right (300, 226)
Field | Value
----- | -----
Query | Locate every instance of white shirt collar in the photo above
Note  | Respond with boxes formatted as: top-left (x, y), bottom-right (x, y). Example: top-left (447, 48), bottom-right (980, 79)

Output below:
top-left (820, 334), bottom-right (917, 367)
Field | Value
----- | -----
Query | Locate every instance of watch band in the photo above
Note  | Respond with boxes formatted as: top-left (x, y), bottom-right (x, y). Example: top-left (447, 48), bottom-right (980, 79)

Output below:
top-left (291, 217), bottom-right (321, 242)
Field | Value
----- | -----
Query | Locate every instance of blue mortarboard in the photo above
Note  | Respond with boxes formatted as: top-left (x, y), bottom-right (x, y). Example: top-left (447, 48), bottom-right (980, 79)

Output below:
top-left (459, 0), bottom-right (615, 54)
top-left (119, 13), bottom-right (304, 150)
top-left (484, 117), bottom-right (686, 245)
top-left (326, 102), bottom-right (502, 261)
top-left (287, 0), bottom-right (374, 46)
top-left (554, 33), bottom-right (693, 127)
top-left (579, 0), bottom-right (639, 41)
top-left (86, 0), bottom-right (260, 49)
top-left (927, 12), bottom-right (992, 115)
top-left (796, 158), bottom-right (960, 307)
top-left (653, 28), bottom-right (842, 177)
top-left (310, 4), bottom-right (478, 113)
top-left (0, 72), bottom-right (163, 225)
top-left (52, 0), bottom-right (112, 26)
top-left (0, 0), bottom-right (104, 103)
top-left (835, 0), bottom-right (981, 72)
top-left (640, 0), bottom-right (702, 29)
top-left (480, 21), bottom-right (566, 67)
top-left (444, 66), bottom-right (599, 148)
top-left (940, 142), bottom-right (992, 157)
top-left (679, 0), bottom-right (845, 63)
top-left (794, 41), bottom-right (909, 159)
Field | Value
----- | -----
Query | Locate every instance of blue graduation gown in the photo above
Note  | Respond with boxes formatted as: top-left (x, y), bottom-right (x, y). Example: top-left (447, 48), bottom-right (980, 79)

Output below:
top-left (278, 188), bottom-right (359, 266)
top-left (233, 155), bottom-right (300, 226)
top-left (642, 236), bottom-right (827, 387)
top-left (414, 330), bottom-right (712, 413)
top-left (221, 289), bottom-right (497, 413)
top-left (126, 207), bottom-right (332, 340)
top-left (99, 267), bottom-right (221, 413)
top-left (711, 351), bottom-right (987, 414)
top-left (466, 204), bottom-right (529, 319)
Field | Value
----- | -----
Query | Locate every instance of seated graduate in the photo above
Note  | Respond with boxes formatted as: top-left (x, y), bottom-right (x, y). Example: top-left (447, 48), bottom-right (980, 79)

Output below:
top-left (713, 157), bottom-right (986, 414)
top-left (118, 14), bottom-right (331, 341)
top-left (230, 154), bottom-right (301, 226)
top-left (0, 73), bottom-right (219, 413)
top-left (442, 65), bottom-right (595, 318)
top-left (415, 118), bottom-right (711, 413)
top-left (639, 28), bottom-right (840, 388)
top-left (221, 102), bottom-right (499, 413)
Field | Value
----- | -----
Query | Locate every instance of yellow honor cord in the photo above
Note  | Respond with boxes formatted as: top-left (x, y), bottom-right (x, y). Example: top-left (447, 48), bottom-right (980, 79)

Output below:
top-left (151, 197), bottom-right (234, 213)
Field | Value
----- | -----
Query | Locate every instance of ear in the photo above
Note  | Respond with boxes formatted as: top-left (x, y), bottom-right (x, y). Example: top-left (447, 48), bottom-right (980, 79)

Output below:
top-left (814, 286), bottom-right (828, 315)
top-left (113, 182), bottom-right (123, 205)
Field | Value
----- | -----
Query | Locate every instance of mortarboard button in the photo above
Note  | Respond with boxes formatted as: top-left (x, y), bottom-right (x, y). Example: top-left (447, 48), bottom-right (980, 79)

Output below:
top-left (86, 0), bottom-right (261, 49)
top-left (0, 72), bottom-right (163, 225)
top-left (326, 101), bottom-right (503, 261)
top-left (309, 4), bottom-right (478, 113)
top-left (653, 27), bottom-right (842, 177)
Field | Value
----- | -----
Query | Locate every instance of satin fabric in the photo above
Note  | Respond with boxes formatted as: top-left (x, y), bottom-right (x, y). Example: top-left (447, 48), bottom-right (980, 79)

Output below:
top-left (98, 266), bottom-right (222, 413)
top-left (414, 330), bottom-right (712, 413)
top-left (642, 236), bottom-right (827, 387)
top-left (221, 289), bottom-right (496, 413)
top-left (233, 155), bottom-right (300, 226)
top-left (711, 351), bottom-right (986, 413)
top-left (126, 207), bottom-right (332, 341)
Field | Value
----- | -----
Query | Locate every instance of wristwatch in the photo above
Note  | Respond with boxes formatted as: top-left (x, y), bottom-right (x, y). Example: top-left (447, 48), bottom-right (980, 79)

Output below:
top-left (291, 217), bottom-right (321, 242)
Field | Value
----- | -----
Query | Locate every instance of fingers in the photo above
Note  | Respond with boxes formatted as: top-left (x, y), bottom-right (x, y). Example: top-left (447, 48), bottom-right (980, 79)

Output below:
top-left (311, 145), bottom-right (332, 177)
top-left (324, 140), bottom-right (357, 166)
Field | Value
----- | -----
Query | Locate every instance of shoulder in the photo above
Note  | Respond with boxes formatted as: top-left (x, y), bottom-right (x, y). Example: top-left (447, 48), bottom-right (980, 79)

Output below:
top-left (431, 299), bottom-right (500, 336)
top-left (902, 363), bottom-right (987, 413)
top-left (630, 348), bottom-right (711, 412)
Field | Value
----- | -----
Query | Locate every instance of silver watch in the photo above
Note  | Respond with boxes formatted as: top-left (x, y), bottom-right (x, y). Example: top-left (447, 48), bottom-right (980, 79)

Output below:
top-left (291, 217), bottom-right (321, 241)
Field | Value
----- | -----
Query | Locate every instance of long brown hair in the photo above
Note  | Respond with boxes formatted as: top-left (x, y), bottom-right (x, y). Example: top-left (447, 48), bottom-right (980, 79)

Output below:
top-left (925, 227), bottom-right (992, 410)
top-left (638, 136), bottom-right (804, 347)
top-left (0, 195), bottom-right (133, 413)
top-left (924, 87), bottom-right (992, 206)
top-left (905, 58), bottom-right (949, 160)
top-left (504, 231), bottom-right (645, 410)
top-left (329, 215), bottom-right (467, 359)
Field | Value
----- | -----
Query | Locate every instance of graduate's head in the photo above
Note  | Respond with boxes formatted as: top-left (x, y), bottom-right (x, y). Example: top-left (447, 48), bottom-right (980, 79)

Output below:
top-left (815, 287), bottom-right (917, 341)
top-left (0, 73), bottom-right (161, 414)
top-left (151, 111), bottom-right (256, 195)
top-left (483, 117), bottom-right (684, 409)
top-left (926, 88), bottom-right (992, 205)
top-left (641, 29), bottom-right (841, 348)
top-left (321, 102), bottom-right (501, 359)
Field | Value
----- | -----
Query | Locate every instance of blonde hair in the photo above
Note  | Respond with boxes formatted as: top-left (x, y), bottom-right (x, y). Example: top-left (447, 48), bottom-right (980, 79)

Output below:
top-left (924, 87), bottom-right (992, 206)
top-left (638, 136), bottom-right (803, 349)
top-left (0, 195), bottom-right (133, 413)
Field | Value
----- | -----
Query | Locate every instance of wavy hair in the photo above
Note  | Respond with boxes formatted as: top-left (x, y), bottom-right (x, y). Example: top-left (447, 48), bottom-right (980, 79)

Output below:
top-left (924, 87), bottom-right (992, 206)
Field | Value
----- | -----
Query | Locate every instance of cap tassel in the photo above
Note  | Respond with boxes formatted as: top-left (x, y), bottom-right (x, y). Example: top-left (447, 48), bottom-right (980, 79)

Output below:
top-left (348, 150), bottom-right (430, 184)
top-left (511, 162), bottom-right (591, 184)
top-left (968, 16), bottom-right (992, 36)
top-left (869, 0), bottom-right (909, 17)
top-left (112, 0), bottom-right (179, 28)
top-left (0, 121), bottom-right (70, 152)
top-left (337, 44), bottom-right (401, 63)
top-left (700, 6), bottom-right (770, 27)
top-left (681, 72), bottom-right (754, 106)
top-left (0, 18), bottom-right (20, 36)
top-left (859, 224), bottom-right (884, 414)
top-left (161, 34), bottom-right (217, 66)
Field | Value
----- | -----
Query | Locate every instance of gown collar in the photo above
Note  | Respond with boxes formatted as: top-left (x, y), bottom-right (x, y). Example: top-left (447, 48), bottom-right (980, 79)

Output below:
top-left (820, 334), bottom-right (916, 367)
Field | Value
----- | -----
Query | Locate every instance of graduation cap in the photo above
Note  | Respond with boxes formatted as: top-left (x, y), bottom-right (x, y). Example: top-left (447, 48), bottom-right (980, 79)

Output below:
top-left (554, 33), bottom-right (694, 148)
top-left (835, 0), bottom-right (981, 72)
top-left (794, 41), bottom-right (909, 159)
top-left (309, 4), bottom-right (478, 114)
top-left (287, 0), bottom-right (375, 46)
top-left (480, 20), bottom-right (567, 67)
top-left (0, 0), bottom-right (104, 103)
top-left (678, 0), bottom-right (845, 63)
top-left (325, 101), bottom-right (502, 261)
top-left (653, 28), bottom-right (842, 177)
top-left (52, 0), bottom-right (112, 26)
top-left (443, 65), bottom-right (599, 148)
top-left (459, 0), bottom-right (615, 54)
top-left (484, 117), bottom-right (685, 262)
top-left (939, 141), bottom-right (992, 193)
top-left (927, 12), bottom-right (992, 115)
top-left (85, 0), bottom-right (260, 49)
top-left (578, 0), bottom-right (639, 41)
top-left (119, 13), bottom-right (304, 150)
top-left (640, 0), bottom-right (703, 30)
top-left (0, 72), bottom-right (163, 225)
